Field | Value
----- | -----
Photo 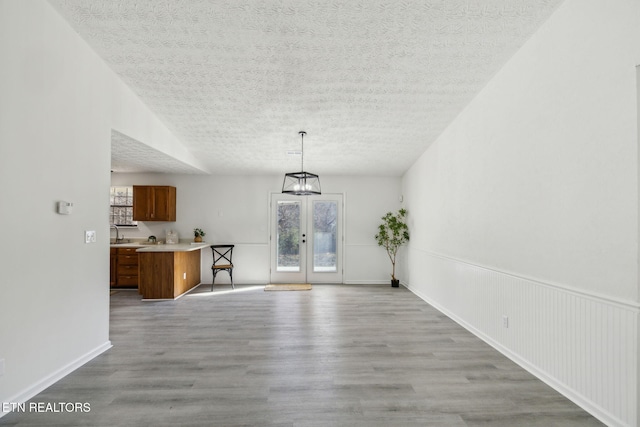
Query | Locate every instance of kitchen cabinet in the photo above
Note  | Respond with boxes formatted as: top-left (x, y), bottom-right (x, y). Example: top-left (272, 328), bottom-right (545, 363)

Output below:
top-left (114, 247), bottom-right (139, 288)
top-left (110, 247), bottom-right (117, 287)
top-left (133, 185), bottom-right (176, 222)
top-left (138, 244), bottom-right (206, 299)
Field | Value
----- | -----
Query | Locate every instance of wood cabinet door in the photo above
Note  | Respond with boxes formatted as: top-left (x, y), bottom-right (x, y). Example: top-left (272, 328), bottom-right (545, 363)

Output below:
top-left (152, 186), bottom-right (176, 221)
top-left (110, 248), bottom-right (117, 287)
top-left (132, 186), bottom-right (151, 221)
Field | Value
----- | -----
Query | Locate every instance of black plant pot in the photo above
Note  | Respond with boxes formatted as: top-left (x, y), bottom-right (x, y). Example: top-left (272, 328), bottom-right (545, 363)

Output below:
top-left (391, 279), bottom-right (400, 288)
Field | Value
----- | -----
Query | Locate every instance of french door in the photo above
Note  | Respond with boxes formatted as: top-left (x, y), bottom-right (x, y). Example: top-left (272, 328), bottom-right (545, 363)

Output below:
top-left (270, 193), bottom-right (343, 284)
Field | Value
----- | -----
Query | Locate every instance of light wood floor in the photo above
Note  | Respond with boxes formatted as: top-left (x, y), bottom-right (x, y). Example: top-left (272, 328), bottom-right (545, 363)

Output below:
top-left (2, 284), bottom-right (602, 426)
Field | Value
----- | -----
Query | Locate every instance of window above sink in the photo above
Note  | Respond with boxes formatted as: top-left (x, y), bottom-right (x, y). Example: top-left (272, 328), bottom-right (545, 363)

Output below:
top-left (110, 186), bottom-right (138, 227)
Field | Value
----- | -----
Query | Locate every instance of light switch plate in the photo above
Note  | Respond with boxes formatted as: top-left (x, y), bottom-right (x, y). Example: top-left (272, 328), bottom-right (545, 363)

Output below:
top-left (85, 230), bottom-right (96, 243)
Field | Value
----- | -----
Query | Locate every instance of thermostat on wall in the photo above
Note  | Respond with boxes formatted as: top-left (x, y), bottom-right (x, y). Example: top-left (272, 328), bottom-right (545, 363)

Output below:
top-left (57, 201), bottom-right (73, 215)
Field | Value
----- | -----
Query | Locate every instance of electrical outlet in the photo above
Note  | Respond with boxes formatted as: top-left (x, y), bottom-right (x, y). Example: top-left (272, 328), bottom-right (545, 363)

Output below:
top-left (0, 358), bottom-right (5, 377)
top-left (502, 315), bottom-right (509, 328)
top-left (85, 230), bottom-right (96, 244)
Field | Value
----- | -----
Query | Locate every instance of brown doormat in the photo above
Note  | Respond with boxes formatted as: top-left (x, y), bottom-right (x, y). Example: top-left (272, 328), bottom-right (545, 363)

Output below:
top-left (264, 284), bottom-right (312, 291)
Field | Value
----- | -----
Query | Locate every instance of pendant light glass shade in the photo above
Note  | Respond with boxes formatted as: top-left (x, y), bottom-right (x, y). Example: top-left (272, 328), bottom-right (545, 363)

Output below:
top-left (282, 131), bottom-right (321, 195)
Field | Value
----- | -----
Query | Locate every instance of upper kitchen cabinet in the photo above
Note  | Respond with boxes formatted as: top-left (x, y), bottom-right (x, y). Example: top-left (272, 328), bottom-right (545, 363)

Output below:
top-left (133, 185), bottom-right (177, 221)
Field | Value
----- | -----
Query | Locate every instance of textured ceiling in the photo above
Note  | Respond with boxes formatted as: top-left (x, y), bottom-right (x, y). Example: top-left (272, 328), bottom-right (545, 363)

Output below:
top-left (49, 0), bottom-right (564, 176)
top-left (111, 130), bottom-right (207, 174)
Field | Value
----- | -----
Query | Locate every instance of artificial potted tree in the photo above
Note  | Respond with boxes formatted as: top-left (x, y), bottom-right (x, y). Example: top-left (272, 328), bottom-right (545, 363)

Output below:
top-left (375, 208), bottom-right (409, 287)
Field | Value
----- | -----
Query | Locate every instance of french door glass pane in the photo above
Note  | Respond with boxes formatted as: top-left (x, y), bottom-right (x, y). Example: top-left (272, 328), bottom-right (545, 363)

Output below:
top-left (313, 201), bottom-right (337, 272)
top-left (277, 201), bottom-right (301, 272)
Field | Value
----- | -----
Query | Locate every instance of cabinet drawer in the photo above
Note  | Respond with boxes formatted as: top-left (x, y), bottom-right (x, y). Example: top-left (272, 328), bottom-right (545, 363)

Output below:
top-left (118, 264), bottom-right (138, 275)
top-left (118, 254), bottom-right (139, 265)
top-left (117, 248), bottom-right (138, 255)
top-left (117, 275), bottom-right (139, 286)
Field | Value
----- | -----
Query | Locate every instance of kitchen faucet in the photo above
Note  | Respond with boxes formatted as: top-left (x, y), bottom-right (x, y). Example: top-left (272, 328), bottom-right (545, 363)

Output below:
top-left (110, 224), bottom-right (123, 244)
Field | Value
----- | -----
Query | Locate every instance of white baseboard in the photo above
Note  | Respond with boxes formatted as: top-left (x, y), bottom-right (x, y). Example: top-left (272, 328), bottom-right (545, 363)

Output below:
top-left (343, 280), bottom-right (391, 285)
top-left (1, 341), bottom-right (112, 419)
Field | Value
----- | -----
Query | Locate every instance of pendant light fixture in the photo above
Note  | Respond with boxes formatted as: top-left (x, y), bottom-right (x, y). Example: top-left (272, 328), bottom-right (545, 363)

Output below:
top-left (282, 131), bottom-right (321, 195)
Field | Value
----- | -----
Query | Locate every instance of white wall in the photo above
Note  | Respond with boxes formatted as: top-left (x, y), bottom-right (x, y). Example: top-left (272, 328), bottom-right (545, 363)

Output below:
top-left (402, 0), bottom-right (640, 425)
top-left (0, 0), bottom-right (205, 412)
top-left (111, 173), bottom-right (403, 285)
top-left (0, 0), bottom-right (112, 406)
top-left (111, 78), bottom-right (210, 173)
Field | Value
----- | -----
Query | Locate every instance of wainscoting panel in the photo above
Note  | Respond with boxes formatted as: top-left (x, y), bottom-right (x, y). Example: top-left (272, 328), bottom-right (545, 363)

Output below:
top-left (405, 247), bottom-right (638, 427)
top-left (199, 243), bottom-right (270, 285)
top-left (343, 243), bottom-right (392, 285)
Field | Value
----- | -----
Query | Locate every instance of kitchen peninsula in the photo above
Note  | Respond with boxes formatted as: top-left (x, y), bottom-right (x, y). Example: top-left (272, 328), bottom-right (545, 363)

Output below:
top-left (136, 243), bottom-right (209, 300)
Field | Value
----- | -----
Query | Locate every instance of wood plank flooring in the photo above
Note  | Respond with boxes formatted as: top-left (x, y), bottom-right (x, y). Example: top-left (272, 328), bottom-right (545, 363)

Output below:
top-left (1, 284), bottom-right (602, 426)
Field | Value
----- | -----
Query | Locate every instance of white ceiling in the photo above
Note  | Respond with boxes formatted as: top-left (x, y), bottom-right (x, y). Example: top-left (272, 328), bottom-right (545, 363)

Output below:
top-left (111, 130), bottom-right (207, 174)
top-left (49, 0), bottom-right (564, 176)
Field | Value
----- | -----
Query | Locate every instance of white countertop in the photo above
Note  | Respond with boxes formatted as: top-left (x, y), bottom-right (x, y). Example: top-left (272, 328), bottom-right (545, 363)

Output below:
top-left (110, 242), bottom-right (151, 248)
top-left (111, 242), bottom-right (210, 252)
top-left (136, 243), bottom-right (210, 253)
